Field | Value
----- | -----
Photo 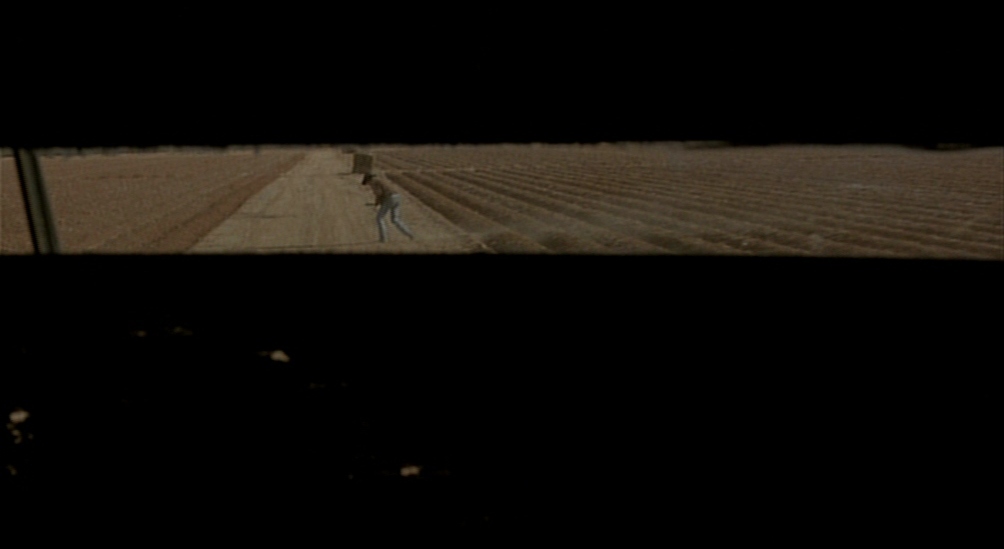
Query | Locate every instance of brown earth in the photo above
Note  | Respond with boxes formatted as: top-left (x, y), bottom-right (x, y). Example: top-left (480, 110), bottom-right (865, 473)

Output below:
top-left (1, 148), bottom-right (306, 254)
top-left (367, 143), bottom-right (1002, 258)
top-left (188, 148), bottom-right (485, 254)
top-left (3, 144), bottom-right (1002, 259)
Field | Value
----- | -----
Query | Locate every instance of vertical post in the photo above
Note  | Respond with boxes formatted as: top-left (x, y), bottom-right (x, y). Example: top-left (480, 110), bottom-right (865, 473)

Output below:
top-left (14, 148), bottom-right (61, 254)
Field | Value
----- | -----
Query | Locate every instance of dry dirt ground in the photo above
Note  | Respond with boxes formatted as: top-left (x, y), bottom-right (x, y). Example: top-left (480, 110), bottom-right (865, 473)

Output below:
top-left (1, 148), bottom-right (306, 254)
top-left (2, 144), bottom-right (1001, 258)
top-left (189, 148), bottom-right (484, 254)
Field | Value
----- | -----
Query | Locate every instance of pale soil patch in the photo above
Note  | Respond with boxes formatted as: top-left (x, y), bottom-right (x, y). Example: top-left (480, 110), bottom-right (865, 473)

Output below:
top-left (189, 149), bottom-right (485, 254)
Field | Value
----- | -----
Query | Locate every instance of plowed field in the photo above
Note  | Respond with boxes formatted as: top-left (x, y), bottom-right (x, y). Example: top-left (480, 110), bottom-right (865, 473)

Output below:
top-left (1, 148), bottom-right (306, 253)
top-left (369, 143), bottom-right (1003, 258)
top-left (2, 144), bottom-right (1001, 258)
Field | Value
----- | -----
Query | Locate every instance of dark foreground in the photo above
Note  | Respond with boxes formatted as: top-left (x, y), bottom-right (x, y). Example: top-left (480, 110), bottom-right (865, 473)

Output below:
top-left (3, 254), bottom-right (997, 539)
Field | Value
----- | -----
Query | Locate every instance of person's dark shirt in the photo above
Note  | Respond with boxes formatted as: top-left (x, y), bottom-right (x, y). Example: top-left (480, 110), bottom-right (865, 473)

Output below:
top-left (364, 175), bottom-right (396, 207)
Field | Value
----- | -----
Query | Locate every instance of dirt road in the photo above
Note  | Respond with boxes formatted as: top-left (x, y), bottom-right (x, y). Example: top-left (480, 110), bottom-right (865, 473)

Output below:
top-left (189, 149), bottom-right (486, 254)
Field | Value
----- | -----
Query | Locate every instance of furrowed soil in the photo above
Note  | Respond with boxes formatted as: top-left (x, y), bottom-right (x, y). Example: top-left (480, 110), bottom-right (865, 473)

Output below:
top-left (3, 144), bottom-right (1001, 258)
top-left (1, 148), bottom-right (306, 253)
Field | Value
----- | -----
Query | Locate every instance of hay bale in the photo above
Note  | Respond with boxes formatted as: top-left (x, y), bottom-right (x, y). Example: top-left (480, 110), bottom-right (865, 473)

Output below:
top-left (352, 153), bottom-right (373, 174)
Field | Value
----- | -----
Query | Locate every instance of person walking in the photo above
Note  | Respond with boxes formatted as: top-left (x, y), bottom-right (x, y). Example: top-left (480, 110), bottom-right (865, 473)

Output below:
top-left (362, 171), bottom-right (415, 242)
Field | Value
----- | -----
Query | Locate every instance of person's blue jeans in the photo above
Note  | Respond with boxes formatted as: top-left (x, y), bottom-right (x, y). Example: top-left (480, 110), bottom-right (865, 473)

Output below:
top-left (377, 194), bottom-right (414, 242)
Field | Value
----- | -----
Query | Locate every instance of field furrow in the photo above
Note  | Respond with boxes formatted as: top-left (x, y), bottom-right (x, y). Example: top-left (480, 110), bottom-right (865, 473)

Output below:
top-left (468, 173), bottom-right (774, 255)
top-left (407, 172), bottom-right (608, 254)
top-left (384, 144), bottom-right (1000, 258)
top-left (493, 167), bottom-right (994, 258)
top-left (643, 171), bottom-right (1004, 254)
top-left (606, 168), bottom-right (1001, 255)
top-left (438, 171), bottom-right (670, 254)
top-left (94, 165), bottom-right (250, 251)
top-left (1, 150), bottom-right (306, 254)
top-left (439, 170), bottom-right (674, 254)
top-left (532, 162), bottom-right (1001, 232)
top-left (480, 168), bottom-right (912, 257)
top-left (669, 171), bottom-right (998, 229)
top-left (393, 171), bottom-right (743, 255)
top-left (427, 169), bottom-right (811, 256)
top-left (386, 172), bottom-right (548, 253)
